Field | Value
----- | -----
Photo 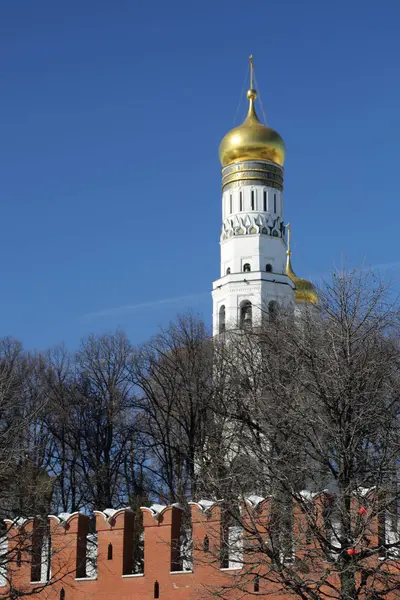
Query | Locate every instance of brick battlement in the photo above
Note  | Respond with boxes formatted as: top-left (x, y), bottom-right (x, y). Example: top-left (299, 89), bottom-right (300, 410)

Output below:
top-left (2, 492), bottom-right (398, 600)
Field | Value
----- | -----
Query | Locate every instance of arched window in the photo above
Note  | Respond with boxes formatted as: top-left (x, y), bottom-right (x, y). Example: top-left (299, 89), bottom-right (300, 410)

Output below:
top-left (266, 263), bottom-right (272, 273)
top-left (239, 191), bottom-right (243, 211)
top-left (219, 305), bottom-right (226, 334)
top-left (203, 535), bottom-right (210, 552)
top-left (154, 581), bottom-right (160, 599)
top-left (269, 301), bottom-right (278, 322)
top-left (254, 576), bottom-right (260, 592)
top-left (274, 193), bottom-right (277, 213)
top-left (107, 543), bottom-right (113, 560)
top-left (229, 194), bottom-right (233, 214)
top-left (263, 190), bottom-right (267, 212)
top-left (243, 263), bottom-right (251, 273)
top-left (60, 589), bottom-right (65, 600)
top-left (251, 190), bottom-right (255, 210)
top-left (240, 301), bottom-right (252, 329)
top-left (226, 267), bottom-right (231, 275)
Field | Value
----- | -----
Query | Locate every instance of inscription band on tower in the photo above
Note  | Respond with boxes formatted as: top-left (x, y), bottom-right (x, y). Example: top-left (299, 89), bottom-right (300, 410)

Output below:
top-left (222, 160), bottom-right (284, 191)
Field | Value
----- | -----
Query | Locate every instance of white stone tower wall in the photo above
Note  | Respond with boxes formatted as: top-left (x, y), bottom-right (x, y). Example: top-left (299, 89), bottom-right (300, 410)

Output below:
top-left (222, 186), bottom-right (283, 220)
top-left (212, 160), bottom-right (295, 336)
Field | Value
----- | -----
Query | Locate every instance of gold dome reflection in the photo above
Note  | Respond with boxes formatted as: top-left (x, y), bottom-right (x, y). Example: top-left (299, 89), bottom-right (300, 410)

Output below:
top-left (219, 57), bottom-right (285, 167)
top-left (286, 224), bottom-right (318, 305)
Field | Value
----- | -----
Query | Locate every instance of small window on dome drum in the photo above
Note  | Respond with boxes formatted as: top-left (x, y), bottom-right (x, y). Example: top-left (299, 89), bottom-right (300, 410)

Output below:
top-left (239, 191), bottom-right (243, 211)
top-left (243, 263), bottom-right (251, 273)
top-left (263, 190), bottom-right (267, 212)
top-left (274, 193), bottom-right (277, 213)
top-left (251, 190), bottom-right (255, 210)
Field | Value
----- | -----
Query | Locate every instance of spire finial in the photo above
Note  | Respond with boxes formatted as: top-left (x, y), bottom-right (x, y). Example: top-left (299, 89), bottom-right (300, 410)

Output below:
top-left (249, 54), bottom-right (254, 90)
top-left (246, 55), bottom-right (257, 106)
top-left (286, 223), bottom-right (292, 256)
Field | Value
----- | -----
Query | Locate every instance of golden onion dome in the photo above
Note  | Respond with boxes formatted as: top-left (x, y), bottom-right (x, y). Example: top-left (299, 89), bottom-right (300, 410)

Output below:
top-left (285, 224), bottom-right (318, 305)
top-left (219, 66), bottom-right (286, 168)
top-left (286, 257), bottom-right (318, 304)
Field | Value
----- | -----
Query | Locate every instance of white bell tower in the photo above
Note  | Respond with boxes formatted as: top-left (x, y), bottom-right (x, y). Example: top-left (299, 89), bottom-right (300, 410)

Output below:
top-left (212, 57), bottom-right (295, 335)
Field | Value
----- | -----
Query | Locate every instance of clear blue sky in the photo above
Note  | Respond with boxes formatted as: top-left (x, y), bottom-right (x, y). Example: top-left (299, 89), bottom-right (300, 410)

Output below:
top-left (1, 0), bottom-right (400, 350)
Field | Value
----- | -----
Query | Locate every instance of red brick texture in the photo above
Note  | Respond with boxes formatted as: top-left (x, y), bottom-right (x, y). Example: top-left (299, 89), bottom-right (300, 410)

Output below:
top-left (2, 495), bottom-right (398, 600)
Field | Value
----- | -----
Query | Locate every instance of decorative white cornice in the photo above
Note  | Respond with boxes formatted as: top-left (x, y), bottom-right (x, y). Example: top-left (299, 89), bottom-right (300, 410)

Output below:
top-left (221, 212), bottom-right (284, 241)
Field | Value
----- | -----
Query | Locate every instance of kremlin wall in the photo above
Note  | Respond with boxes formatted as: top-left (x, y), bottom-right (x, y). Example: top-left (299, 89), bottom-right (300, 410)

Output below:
top-left (2, 491), bottom-right (399, 600)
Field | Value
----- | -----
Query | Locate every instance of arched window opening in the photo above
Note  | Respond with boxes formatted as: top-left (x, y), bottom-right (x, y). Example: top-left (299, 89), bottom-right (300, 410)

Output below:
top-left (31, 519), bottom-right (51, 583)
top-left (31, 522), bottom-right (42, 582)
top-left (230, 194), bottom-right (233, 214)
top-left (274, 193), bottom-right (277, 213)
top-left (219, 306), bottom-right (226, 334)
top-left (240, 301), bottom-right (252, 330)
top-left (203, 536), bottom-right (210, 553)
top-left (269, 301), bottom-right (278, 322)
top-left (226, 267), bottom-right (231, 275)
top-left (0, 534), bottom-right (8, 587)
top-left (263, 190), bottom-right (267, 212)
top-left (60, 589), bottom-right (65, 600)
top-left (84, 524), bottom-right (98, 579)
top-left (123, 510), bottom-right (144, 575)
top-left (266, 263), bottom-right (272, 273)
top-left (251, 190), bottom-right (255, 210)
top-left (220, 506), bottom-right (243, 569)
top-left (378, 512), bottom-right (386, 558)
top-left (154, 581), bottom-right (160, 599)
top-left (107, 543), bottom-right (113, 560)
top-left (243, 263), bottom-right (251, 273)
top-left (254, 575), bottom-right (260, 592)
top-left (239, 191), bottom-right (243, 211)
top-left (271, 495), bottom-right (294, 563)
top-left (171, 509), bottom-right (193, 572)
top-left (45, 535), bottom-right (52, 581)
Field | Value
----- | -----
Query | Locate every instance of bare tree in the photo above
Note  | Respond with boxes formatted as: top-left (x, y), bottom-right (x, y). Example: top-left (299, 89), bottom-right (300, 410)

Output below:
top-left (0, 330), bottom-right (155, 596)
top-left (43, 344), bottom-right (86, 513)
top-left (130, 314), bottom-right (218, 504)
top-left (0, 339), bottom-right (67, 598)
top-left (200, 269), bottom-right (400, 600)
top-left (46, 331), bottom-right (144, 512)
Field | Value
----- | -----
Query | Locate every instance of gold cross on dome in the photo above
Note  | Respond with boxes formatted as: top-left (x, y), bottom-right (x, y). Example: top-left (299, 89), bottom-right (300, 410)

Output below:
top-left (249, 54), bottom-right (254, 89)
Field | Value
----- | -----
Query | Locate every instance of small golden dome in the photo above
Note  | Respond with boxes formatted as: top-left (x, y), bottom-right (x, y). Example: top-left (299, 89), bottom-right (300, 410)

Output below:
top-left (286, 257), bottom-right (318, 304)
top-left (285, 224), bottom-right (318, 305)
top-left (219, 88), bottom-right (286, 168)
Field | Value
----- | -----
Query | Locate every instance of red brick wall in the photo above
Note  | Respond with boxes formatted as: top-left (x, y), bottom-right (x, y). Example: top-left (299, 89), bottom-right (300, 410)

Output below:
top-left (2, 496), bottom-right (397, 600)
